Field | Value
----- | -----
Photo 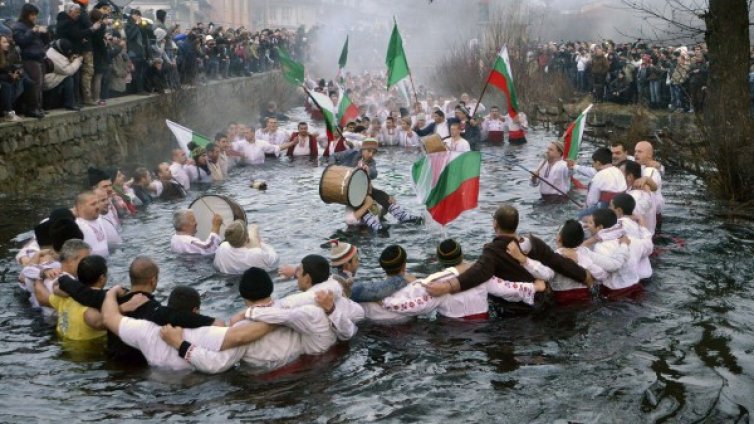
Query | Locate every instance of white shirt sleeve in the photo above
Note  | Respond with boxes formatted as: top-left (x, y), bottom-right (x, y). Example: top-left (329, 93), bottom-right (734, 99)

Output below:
top-left (185, 344), bottom-right (246, 374)
top-left (328, 298), bottom-right (365, 341)
top-left (484, 277), bottom-right (537, 305)
top-left (187, 233), bottom-right (221, 255)
top-left (250, 304), bottom-right (328, 335)
top-left (523, 258), bottom-right (555, 281)
top-left (582, 242), bottom-right (629, 273)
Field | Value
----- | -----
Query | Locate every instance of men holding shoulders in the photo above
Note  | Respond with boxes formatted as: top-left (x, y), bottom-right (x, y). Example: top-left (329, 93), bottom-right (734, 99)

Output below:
top-left (74, 190), bottom-right (110, 257)
top-left (214, 221), bottom-right (279, 275)
top-left (169, 148), bottom-right (191, 191)
top-left (170, 209), bottom-right (223, 255)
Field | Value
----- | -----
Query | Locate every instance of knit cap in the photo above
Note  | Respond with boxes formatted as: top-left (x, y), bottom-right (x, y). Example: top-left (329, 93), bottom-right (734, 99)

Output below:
top-left (239, 267), bottom-right (273, 301)
top-left (330, 240), bottom-right (357, 267)
top-left (379, 245), bottom-right (406, 275)
top-left (436, 239), bottom-right (463, 266)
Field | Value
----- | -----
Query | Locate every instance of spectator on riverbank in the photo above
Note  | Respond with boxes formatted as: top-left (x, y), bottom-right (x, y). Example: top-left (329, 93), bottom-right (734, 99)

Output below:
top-left (12, 3), bottom-right (49, 118)
top-left (0, 34), bottom-right (27, 121)
top-left (43, 39), bottom-right (82, 111)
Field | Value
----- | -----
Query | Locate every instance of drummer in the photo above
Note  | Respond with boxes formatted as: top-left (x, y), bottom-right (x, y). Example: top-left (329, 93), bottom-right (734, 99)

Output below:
top-left (331, 138), bottom-right (423, 229)
top-left (170, 209), bottom-right (223, 255)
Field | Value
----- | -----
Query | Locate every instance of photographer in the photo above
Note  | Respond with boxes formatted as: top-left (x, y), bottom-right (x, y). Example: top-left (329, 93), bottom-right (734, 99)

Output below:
top-left (0, 34), bottom-right (29, 121)
top-left (11, 3), bottom-right (50, 118)
top-left (42, 39), bottom-right (83, 111)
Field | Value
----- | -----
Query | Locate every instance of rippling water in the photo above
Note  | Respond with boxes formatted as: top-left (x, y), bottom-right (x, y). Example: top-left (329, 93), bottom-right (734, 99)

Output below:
top-left (1, 108), bottom-right (753, 423)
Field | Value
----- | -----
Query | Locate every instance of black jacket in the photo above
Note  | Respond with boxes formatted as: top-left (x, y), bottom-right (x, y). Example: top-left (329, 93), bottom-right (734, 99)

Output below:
top-left (12, 20), bottom-right (51, 61)
top-left (55, 11), bottom-right (94, 54)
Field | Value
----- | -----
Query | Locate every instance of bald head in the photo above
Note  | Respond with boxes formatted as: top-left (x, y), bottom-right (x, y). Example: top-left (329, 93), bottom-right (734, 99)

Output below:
top-left (76, 190), bottom-right (97, 206)
top-left (129, 256), bottom-right (159, 289)
top-left (634, 141), bottom-right (654, 164)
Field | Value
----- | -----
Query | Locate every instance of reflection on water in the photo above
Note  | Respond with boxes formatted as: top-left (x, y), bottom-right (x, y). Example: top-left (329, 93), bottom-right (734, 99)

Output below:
top-left (0, 110), bottom-right (753, 422)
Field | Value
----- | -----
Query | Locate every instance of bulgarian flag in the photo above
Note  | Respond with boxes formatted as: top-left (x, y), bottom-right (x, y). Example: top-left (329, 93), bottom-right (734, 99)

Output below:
top-left (166, 120), bottom-right (210, 156)
top-left (562, 104), bottom-right (593, 161)
top-left (487, 45), bottom-right (519, 118)
top-left (385, 20), bottom-right (410, 90)
top-left (336, 36), bottom-right (348, 84)
top-left (337, 91), bottom-right (359, 127)
top-left (412, 151), bottom-right (482, 226)
top-left (307, 90), bottom-right (337, 141)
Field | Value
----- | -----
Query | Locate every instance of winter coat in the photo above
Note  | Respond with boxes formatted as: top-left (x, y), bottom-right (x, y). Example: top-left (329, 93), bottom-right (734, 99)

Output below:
top-left (43, 47), bottom-right (82, 90)
top-left (590, 53), bottom-right (609, 75)
top-left (11, 20), bottom-right (50, 61)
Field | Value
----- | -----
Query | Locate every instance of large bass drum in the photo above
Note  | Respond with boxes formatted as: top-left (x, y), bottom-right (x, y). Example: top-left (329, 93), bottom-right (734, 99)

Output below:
top-left (319, 165), bottom-right (369, 209)
top-left (189, 195), bottom-right (247, 240)
top-left (422, 134), bottom-right (447, 153)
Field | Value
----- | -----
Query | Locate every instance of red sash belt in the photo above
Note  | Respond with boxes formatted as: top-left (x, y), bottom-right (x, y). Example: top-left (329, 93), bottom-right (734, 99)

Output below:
top-left (599, 191), bottom-right (620, 203)
top-left (487, 131), bottom-right (504, 143)
top-left (553, 288), bottom-right (591, 305)
top-left (509, 130), bottom-right (525, 139)
top-left (460, 312), bottom-right (490, 321)
top-left (600, 283), bottom-right (644, 300)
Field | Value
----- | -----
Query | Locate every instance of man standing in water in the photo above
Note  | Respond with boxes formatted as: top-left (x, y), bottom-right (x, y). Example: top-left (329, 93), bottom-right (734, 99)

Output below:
top-left (531, 141), bottom-right (570, 203)
top-left (170, 209), bottom-right (223, 255)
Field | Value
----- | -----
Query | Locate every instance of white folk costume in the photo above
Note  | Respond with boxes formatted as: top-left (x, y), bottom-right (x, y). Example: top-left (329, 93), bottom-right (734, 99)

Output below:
top-left (20, 261), bottom-right (61, 316)
top-left (531, 159), bottom-right (570, 201)
top-left (586, 165), bottom-right (627, 208)
top-left (503, 113), bottom-right (528, 144)
top-left (101, 201), bottom-right (122, 248)
top-left (169, 162), bottom-right (191, 190)
top-left (118, 316), bottom-right (229, 371)
top-left (618, 216), bottom-right (654, 281)
top-left (15, 239), bottom-right (40, 265)
top-left (171, 232), bottom-right (221, 255)
top-left (397, 129), bottom-right (419, 148)
top-left (445, 137), bottom-right (471, 152)
top-left (378, 127), bottom-right (400, 146)
top-left (255, 128), bottom-right (289, 146)
top-left (76, 217), bottom-right (110, 257)
top-left (213, 242), bottom-right (280, 275)
top-left (239, 140), bottom-right (280, 165)
top-left (581, 224), bottom-right (642, 299)
top-left (185, 165), bottom-right (213, 184)
top-left (627, 188), bottom-right (657, 235)
top-left (482, 116), bottom-right (506, 143)
top-left (550, 247), bottom-right (607, 305)
top-left (642, 165), bottom-right (665, 215)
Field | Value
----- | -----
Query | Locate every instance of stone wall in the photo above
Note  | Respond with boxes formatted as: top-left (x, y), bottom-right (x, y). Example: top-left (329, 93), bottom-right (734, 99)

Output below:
top-left (0, 72), bottom-right (299, 193)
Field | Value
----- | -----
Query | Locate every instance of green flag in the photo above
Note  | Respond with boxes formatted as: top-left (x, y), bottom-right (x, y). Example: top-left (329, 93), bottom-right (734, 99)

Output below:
top-left (338, 36), bottom-right (348, 69)
top-left (385, 21), bottom-right (410, 90)
top-left (276, 47), bottom-right (304, 86)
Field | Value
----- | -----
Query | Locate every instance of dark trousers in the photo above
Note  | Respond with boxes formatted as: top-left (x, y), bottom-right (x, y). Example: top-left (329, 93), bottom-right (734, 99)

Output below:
top-left (21, 60), bottom-right (44, 112)
top-left (1, 79), bottom-right (26, 112)
top-left (129, 58), bottom-right (146, 94)
top-left (43, 76), bottom-right (76, 109)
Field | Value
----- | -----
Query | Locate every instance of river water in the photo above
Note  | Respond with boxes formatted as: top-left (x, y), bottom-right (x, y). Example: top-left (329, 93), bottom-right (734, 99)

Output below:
top-left (1, 108), bottom-right (753, 423)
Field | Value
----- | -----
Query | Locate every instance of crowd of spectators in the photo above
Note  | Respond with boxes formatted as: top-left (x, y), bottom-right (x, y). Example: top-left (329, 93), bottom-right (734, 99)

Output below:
top-left (523, 41), bottom-right (754, 115)
top-left (0, 0), bottom-right (310, 122)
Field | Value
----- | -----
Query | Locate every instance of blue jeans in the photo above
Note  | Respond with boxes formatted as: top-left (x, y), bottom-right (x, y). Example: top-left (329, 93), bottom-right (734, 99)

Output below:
top-left (0, 77), bottom-right (27, 112)
top-left (649, 80), bottom-right (662, 103)
top-left (670, 84), bottom-right (685, 110)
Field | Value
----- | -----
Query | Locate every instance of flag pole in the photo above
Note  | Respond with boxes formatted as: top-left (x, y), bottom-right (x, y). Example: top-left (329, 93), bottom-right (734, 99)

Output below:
top-left (471, 77), bottom-right (491, 118)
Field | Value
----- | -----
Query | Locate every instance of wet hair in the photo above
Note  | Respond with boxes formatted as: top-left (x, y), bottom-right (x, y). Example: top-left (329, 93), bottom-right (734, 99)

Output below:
top-left (133, 167), bottom-right (150, 183)
top-left (449, 121), bottom-right (460, 129)
top-left (214, 132), bottom-right (227, 141)
top-left (491, 105), bottom-right (500, 110)
top-left (623, 160), bottom-right (642, 180)
top-left (494, 204), bottom-right (519, 233)
top-left (298, 121), bottom-right (308, 128)
top-left (559, 219), bottom-right (584, 248)
top-left (59, 239), bottom-right (90, 262)
top-left (167, 286), bottom-right (201, 313)
top-left (301, 254), bottom-right (330, 285)
top-left (592, 147), bottom-right (612, 166)
top-left (611, 140), bottom-right (628, 151)
top-left (187, 141), bottom-right (198, 151)
top-left (592, 208), bottom-right (618, 229)
top-left (77, 255), bottom-right (107, 286)
top-left (206, 142), bottom-right (218, 152)
top-left (129, 256), bottom-right (159, 287)
top-left (611, 193), bottom-right (636, 216)
top-left (433, 110), bottom-right (445, 119)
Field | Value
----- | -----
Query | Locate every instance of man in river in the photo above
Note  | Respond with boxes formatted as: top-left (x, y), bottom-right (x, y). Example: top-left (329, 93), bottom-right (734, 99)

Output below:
top-left (74, 191), bottom-right (110, 258)
top-left (170, 209), bottom-right (223, 255)
top-left (331, 138), bottom-right (423, 230)
top-left (531, 141), bottom-right (570, 203)
top-left (633, 141), bottom-right (665, 233)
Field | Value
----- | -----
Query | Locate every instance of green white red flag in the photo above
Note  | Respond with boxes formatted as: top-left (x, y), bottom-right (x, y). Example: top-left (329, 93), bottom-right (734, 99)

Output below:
top-left (166, 120), bottom-right (211, 156)
top-left (276, 47), bottom-right (305, 86)
top-left (337, 91), bottom-right (359, 127)
top-left (412, 151), bottom-right (482, 226)
top-left (562, 104), bottom-right (593, 161)
top-left (307, 90), bottom-right (337, 141)
top-left (487, 45), bottom-right (519, 118)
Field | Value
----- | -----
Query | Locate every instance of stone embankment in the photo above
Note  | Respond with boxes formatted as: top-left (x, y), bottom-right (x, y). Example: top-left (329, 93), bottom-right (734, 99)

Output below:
top-left (0, 72), bottom-right (297, 193)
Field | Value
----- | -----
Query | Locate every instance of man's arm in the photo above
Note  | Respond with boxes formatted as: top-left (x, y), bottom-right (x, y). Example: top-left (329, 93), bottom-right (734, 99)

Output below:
top-left (58, 275), bottom-right (107, 309)
top-left (529, 237), bottom-right (587, 283)
top-left (160, 325), bottom-right (248, 374)
top-left (351, 275), bottom-right (407, 302)
top-left (102, 285), bottom-right (126, 335)
top-left (34, 279), bottom-right (52, 308)
top-left (148, 305), bottom-right (218, 328)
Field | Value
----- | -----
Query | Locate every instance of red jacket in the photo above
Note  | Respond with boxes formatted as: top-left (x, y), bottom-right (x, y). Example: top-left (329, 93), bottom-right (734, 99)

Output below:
top-left (322, 136), bottom-right (349, 158)
top-left (286, 132), bottom-right (319, 158)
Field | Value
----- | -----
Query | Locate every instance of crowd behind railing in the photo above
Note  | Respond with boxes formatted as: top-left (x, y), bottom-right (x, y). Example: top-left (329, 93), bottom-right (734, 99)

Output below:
top-left (0, 1), bottom-right (311, 122)
top-left (513, 40), bottom-right (754, 116)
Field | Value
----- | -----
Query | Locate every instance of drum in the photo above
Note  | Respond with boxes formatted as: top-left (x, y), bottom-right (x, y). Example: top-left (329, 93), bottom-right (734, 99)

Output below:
top-left (189, 195), bottom-right (247, 240)
top-left (422, 134), bottom-right (447, 153)
top-left (319, 165), bottom-right (369, 209)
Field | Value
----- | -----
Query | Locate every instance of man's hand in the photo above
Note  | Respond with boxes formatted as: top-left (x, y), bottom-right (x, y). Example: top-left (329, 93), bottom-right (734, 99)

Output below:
top-left (620, 235), bottom-right (631, 245)
top-left (584, 271), bottom-right (595, 289)
top-left (533, 279), bottom-right (547, 292)
top-left (160, 325), bottom-right (184, 349)
top-left (314, 290), bottom-right (335, 314)
top-left (42, 268), bottom-right (61, 281)
top-left (506, 241), bottom-right (527, 265)
top-left (426, 278), bottom-right (456, 297)
top-left (211, 213), bottom-right (223, 233)
top-left (566, 159), bottom-right (576, 169)
top-left (119, 293), bottom-right (149, 313)
top-left (278, 264), bottom-right (296, 279)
